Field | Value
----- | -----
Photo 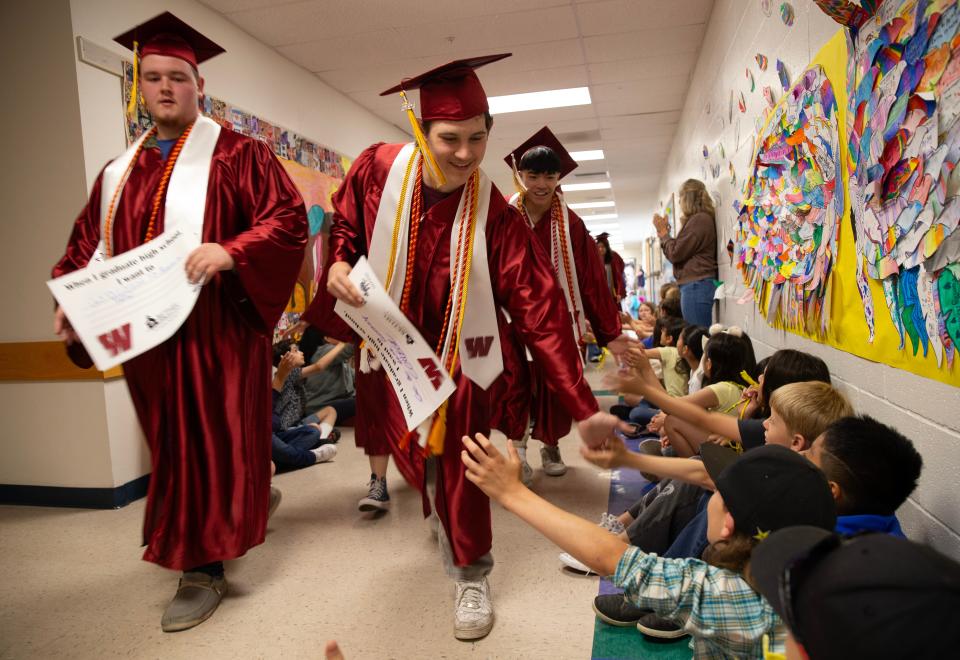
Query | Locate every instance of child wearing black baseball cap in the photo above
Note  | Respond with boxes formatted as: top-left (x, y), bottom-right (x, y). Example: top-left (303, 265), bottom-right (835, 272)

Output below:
top-left (751, 526), bottom-right (960, 659)
top-left (461, 437), bottom-right (837, 658)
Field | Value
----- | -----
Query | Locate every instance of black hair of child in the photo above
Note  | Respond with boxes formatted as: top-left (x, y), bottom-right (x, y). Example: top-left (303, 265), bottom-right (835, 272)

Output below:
top-left (820, 415), bottom-right (923, 516)
top-left (680, 325), bottom-right (708, 361)
top-left (519, 145), bottom-right (562, 174)
top-left (658, 296), bottom-right (682, 319)
top-left (758, 349), bottom-right (831, 416)
top-left (272, 338), bottom-right (294, 368)
top-left (660, 316), bottom-right (686, 346)
top-left (703, 331), bottom-right (756, 387)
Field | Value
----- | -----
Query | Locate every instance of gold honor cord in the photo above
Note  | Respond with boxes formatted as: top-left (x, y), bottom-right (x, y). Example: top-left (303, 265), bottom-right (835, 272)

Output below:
top-left (127, 41), bottom-right (140, 116)
top-left (400, 91), bottom-right (446, 188)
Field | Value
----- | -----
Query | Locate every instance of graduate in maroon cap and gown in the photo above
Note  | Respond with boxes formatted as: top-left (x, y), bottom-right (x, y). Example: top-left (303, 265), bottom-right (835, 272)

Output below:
top-left (503, 128), bottom-right (631, 480)
top-left (51, 13), bottom-right (307, 632)
top-left (596, 232), bottom-right (627, 302)
top-left (303, 54), bottom-right (624, 640)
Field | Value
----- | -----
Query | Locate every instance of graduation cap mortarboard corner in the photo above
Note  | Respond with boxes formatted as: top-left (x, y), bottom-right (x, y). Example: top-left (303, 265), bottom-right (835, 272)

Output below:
top-left (113, 12), bottom-right (225, 69)
top-left (380, 54), bottom-right (511, 122)
top-left (504, 126), bottom-right (579, 180)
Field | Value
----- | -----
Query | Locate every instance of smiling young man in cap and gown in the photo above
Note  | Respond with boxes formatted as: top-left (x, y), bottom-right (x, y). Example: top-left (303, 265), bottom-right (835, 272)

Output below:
top-left (303, 54), bottom-right (625, 640)
top-left (51, 13), bottom-right (308, 632)
top-left (503, 128), bottom-right (631, 481)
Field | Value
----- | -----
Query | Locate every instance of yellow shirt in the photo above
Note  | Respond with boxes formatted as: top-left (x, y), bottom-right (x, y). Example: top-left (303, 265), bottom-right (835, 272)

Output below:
top-left (706, 381), bottom-right (745, 416)
top-left (658, 347), bottom-right (690, 397)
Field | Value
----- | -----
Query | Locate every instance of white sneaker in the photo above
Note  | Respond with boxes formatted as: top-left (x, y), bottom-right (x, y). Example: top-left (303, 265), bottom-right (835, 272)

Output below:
top-left (559, 552), bottom-right (595, 575)
top-left (540, 445), bottom-right (567, 476)
top-left (312, 444), bottom-right (337, 463)
top-left (453, 578), bottom-right (494, 640)
top-left (599, 512), bottom-right (626, 535)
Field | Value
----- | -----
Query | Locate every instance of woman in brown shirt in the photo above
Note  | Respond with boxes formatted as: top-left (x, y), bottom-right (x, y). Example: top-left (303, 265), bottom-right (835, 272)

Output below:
top-left (654, 179), bottom-right (718, 327)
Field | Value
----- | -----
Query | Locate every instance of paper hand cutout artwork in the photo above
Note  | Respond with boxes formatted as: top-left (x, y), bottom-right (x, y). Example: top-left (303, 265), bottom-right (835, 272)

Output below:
top-left (736, 64), bottom-right (842, 336)
top-left (844, 0), bottom-right (960, 367)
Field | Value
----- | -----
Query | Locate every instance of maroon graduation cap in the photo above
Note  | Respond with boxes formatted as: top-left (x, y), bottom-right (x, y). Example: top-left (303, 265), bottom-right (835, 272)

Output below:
top-left (504, 126), bottom-right (579, 179)
top-left (380, 54), bottom-right (511, 121)
top-left (114, 12), bottom-right (225, 69)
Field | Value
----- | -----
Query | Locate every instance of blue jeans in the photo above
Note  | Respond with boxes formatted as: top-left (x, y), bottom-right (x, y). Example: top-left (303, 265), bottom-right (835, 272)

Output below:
top-left (272, 426), bottom-right (322, 470)
top-left (679, 277), bottom-right (717, 327)
top-left (629, 401), bottom-right (660, 427)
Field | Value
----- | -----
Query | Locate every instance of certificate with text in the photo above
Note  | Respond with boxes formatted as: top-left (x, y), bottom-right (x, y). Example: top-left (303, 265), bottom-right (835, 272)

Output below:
top-left (335, 257), bottom-right (456, 431)
top-left (47, 229), bottom-right (202, 371)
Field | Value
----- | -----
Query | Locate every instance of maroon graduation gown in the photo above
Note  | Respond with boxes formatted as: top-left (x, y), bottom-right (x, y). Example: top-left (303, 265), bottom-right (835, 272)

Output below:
top-left (52, 128), bottom-right (308, 570)
top-left (526, 204), bottom-right (622, 446)
top-left (304, 142), bottom-right (598, 566)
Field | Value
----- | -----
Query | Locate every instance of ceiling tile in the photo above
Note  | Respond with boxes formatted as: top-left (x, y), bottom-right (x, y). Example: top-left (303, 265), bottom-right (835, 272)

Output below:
top-left (575, 0), bottom-right (713, 36)
top-left (583, 23), bottom-right (707, 63)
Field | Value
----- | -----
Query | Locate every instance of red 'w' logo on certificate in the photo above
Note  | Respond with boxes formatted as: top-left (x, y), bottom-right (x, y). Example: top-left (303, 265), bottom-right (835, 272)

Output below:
top-left (418, 358), bottom-right (444, 390)
top-left (464, 336), bottom-right (494, 359)
top-left (98, 323), bottom-right (132, 357)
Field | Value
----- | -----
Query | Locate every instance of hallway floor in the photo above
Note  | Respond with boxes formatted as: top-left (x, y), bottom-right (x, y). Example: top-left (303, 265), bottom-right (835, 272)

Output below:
top-left (0, 379), bottom-right (660, 659)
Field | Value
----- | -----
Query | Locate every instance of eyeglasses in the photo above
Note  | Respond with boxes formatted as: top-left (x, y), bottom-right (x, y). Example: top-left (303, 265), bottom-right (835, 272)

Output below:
top-left (778, 533), bottom-right (841, 645)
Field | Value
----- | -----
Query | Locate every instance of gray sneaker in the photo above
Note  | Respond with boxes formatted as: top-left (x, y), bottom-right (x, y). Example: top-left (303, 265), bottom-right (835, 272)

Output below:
top-left (454, 578), bottom-right (494, 640)
top-left (540, 445), bottom-right (567, 476)
top-left (599, 512), bottom-right (626, 535)
top-left (520, 457), bottom-right (534, 486)
top-left (161, 572), bottom-right (227, 632)
top-left (358, 474), bottom-right (390, 512)
top-left (638, 439), bottom-right (663, 483)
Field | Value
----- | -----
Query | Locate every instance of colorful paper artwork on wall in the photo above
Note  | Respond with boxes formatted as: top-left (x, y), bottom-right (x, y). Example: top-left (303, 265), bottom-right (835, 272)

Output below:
top-left (757, 53), bottom-right (770, 71)
top-left (664, 192), bottom-right (678, 238)
top-left (747, 68), bottom-right (756, 92)
top-left (780, 2), bottom-right (796, 27)
top-left (735, 65), bottom-right (843, 335)
top-left (777, 59), bottom-right (792, 90)
top-left (842, 0), bottom-right (960, 367)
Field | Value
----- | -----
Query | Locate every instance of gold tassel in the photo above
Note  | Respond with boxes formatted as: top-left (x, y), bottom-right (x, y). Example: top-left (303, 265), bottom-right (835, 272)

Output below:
top-left (426, 401), bottom-right (448, 456)
top-left (127, 41), bottom-right (140, 116)
top-left (400, 90), bottom-right (446, 188)
top-left (510, 154), bottom-right (527, 196)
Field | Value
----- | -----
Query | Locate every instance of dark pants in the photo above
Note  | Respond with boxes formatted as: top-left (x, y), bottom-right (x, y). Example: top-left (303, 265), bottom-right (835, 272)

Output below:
top-left (679, 277), bottom-right (716, 327)
top-left (271, 425), bottom-right (322, 470)
top-left (663, 492), bottom-right (711, 560)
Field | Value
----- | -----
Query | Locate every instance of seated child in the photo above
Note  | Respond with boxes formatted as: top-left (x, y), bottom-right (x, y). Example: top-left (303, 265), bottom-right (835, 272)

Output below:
top-left (752, 526), bottom-right (960, 659)
top-left (462, 438), bottom-right (837, 658)
top-left (803, 415), bottom-right (922, 536)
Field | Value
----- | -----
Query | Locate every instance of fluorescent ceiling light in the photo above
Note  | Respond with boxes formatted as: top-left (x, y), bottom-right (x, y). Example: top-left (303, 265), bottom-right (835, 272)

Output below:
top-left (570, 149), bottom-right (605, 161)
top-left (568, 201), bottom-right (615, 210)
top-left (488, 86), bottom-right (591, 115)
top-left (584, 224), bottom-right (621, 232)
top-left (561, 182), bottom-right (612, 192)
top-left (580, 213), bottom-right (619, 221)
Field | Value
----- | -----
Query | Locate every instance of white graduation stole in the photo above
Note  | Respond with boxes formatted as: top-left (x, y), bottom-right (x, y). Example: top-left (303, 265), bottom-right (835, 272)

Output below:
top-left (91, 116), bottom-right (222, 262)
top-left (366, 143), bottom-right (503, 390)
top-left (510, 191), bottom-right (588, 347)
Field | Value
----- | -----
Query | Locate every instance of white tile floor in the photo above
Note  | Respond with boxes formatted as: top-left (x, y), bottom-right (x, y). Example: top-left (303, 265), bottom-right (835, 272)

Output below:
top-left (0, 381), bottom-right (618, 659)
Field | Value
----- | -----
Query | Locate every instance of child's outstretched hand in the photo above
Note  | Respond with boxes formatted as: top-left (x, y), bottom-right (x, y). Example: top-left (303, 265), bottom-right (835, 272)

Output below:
top-left (603, 367), bottom-right (643, 395)
top-left (462, 433), bottom-right (524, 503)
top-left (580, 434), bottom-right (629, 469)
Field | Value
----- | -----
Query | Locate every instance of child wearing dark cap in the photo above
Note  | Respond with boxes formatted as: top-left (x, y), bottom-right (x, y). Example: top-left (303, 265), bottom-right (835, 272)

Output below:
top-left (461, 437), bottom-right (837, 658)
top-left (751, 526), bottom-right (960, 659)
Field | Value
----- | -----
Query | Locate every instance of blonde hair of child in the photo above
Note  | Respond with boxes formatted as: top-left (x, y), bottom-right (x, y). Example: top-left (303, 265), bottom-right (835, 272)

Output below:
top-left (769, 381), bottom-right (853, 445)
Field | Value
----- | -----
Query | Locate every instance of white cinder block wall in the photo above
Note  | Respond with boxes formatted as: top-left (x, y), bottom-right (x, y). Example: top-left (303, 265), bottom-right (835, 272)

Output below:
top-left (655, 0), bottom-right (960, 560)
